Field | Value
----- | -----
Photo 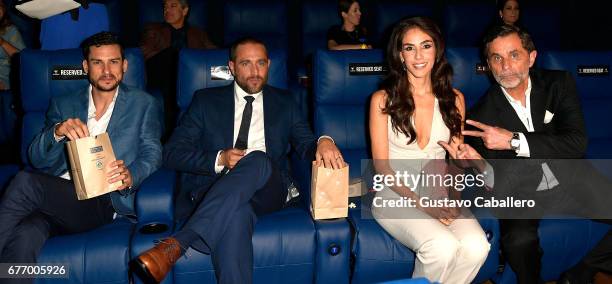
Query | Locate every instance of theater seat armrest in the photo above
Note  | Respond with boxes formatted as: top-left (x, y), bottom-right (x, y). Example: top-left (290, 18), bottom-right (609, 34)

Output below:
top-left (290, 152), bottom-right (312, 210)
top-left (314, 219), bottom-right (351, 284)
top-left (135, 168), bottom-right (176, 226)
top-left (472, 207), bottom-right (501, 283)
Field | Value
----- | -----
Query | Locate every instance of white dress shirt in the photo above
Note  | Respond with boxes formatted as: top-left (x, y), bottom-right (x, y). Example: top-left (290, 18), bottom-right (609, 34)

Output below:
top-left (214, 83), bottom-right (334, 173)
top-left (214, 83), bottom-right (266, 173)
top-left (57, 86), bottom-right (119, 179)
top-left (500, 78), bottom-right (532, 157)
top-left (501, 79), bottom-right (559, 190)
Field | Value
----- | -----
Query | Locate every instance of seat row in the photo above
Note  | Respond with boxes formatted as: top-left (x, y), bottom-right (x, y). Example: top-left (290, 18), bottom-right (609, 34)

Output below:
top-left (0, 47), bottom-right (610, 283)
top-left (7, 0), bottom-right (567, 61)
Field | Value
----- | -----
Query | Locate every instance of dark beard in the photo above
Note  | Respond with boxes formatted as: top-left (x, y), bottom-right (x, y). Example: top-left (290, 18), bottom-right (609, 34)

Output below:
top-left (235, 76), bottom-right (267, 94)
top-left (91, 78), bottom-right (120, 92)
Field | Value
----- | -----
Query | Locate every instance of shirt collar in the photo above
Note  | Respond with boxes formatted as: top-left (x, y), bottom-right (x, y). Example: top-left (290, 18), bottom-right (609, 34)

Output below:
top-left (501, 77), bottom-right (532, 106)
top-left (87, 85), bottom-right (119, 119)
top-left (233, 82), bottom-right (262, 102)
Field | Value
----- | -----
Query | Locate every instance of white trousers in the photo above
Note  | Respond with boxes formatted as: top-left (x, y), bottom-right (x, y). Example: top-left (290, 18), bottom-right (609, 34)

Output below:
top-left (372, 190), bottom-right (491, 284)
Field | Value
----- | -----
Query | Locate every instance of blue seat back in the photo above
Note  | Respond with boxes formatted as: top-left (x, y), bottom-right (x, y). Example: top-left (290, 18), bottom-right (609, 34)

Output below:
top-left (176, 48), bottom-right (288, 111)
top-left (19, 48), bottom-right (146, 164)
top-left (313, 49), bottom-right (384, 179)
top-left (540, 50), bottom-right (612, 158)
top-left (300, 0), bottom-right (338, 62)
top-left (371, 1), bottom-right (435, 47)
top-left (520, 4), bottom-right (562, 50)
top-left (223, 0), bottom-right (288, 50)
top-left (40, 3), bottom-right (109, 50)
top-left (442, 2), bottom-right (496, 47)
top-left (446, 47), bottom-right (492, 108)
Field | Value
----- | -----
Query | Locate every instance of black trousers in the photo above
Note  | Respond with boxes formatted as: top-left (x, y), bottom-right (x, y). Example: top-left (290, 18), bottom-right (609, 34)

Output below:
top-left (0, 171), bottom-right (114, 276)
top-left (582, 221), bottom-right (612, 274)
top-left (500, 219), bottom-right (543, 284)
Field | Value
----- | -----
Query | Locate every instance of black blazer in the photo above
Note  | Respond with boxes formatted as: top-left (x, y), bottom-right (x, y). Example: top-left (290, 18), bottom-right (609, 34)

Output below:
top-left (164, 84), bottom-right (317, 220)
top-left (467, 69), bottom-right (587, 159)
top-left (466, 69), bottom-right (588, 207)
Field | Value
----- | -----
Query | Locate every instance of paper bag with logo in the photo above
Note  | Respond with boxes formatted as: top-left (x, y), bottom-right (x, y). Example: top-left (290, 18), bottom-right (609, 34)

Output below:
top-left (310, 162), bottom-right (349, 219)
top-left (66, 132), bottom-right (122, 200)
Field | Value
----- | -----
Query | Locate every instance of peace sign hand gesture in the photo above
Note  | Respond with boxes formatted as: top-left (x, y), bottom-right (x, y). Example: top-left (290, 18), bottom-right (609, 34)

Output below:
top-left (462, 119), bottom-right (513, 150)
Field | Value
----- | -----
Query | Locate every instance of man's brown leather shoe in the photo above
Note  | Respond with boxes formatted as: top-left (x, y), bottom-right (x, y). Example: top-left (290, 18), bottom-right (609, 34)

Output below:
top-left (131, 237), bottom-right (183, 284)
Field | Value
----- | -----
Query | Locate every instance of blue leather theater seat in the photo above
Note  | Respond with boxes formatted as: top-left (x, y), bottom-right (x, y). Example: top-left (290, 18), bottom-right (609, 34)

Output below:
top-left (300, 0), bottom-right (338, 64)
top-left (520, 4), bottom-right (562, 50)
top-left (40, 3), bottom-right (110, 50)
top-left (539, 50), bottom-right (612, 158)
top-left (223, 0), bottom-right (288, 50)
top-left (312, 49), bottom-right (501, 283)
top-left (446, 47), bottom-right (492, 108)
top-left (129, 48), bottom-right (351, 284)
top-left (442, 2), bottom-right (496, 47)
top-left (17, 48), bottom-right (174, 284)
top-left (313, 49), bottom-right (381, 180)
top-left (176, 48), bottom-right (287, 112)
top-left (370, 1), bottom-right (434, 47)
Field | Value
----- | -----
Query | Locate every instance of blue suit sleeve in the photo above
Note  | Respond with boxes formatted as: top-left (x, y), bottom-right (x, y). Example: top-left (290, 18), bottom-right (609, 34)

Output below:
top-left (163, 92), bottom-right (219, 175)
top-left (289, 94), bottom-right (317, 160)
top-left (127, 97), bottom-right (163, 190)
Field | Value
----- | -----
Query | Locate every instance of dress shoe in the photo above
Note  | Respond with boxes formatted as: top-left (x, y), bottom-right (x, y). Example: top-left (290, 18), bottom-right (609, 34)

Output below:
top-left (131, 237), bottom-right (183, 284)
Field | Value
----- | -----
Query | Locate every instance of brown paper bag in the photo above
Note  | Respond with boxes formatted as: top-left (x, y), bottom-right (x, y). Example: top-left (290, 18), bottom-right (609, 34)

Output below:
top-left (66, 132), bottom-right (122, 200)
top-left (310, 162), bottom-right (349, 219)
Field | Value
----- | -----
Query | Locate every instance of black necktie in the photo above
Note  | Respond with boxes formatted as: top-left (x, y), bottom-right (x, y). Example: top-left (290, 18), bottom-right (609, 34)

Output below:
top-left (234, 96), bottom-right (255, 150)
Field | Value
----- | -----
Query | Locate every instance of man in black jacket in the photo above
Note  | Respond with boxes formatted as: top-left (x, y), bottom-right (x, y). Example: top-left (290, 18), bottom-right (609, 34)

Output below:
top-left (465, 24), bottom-right (597, 283)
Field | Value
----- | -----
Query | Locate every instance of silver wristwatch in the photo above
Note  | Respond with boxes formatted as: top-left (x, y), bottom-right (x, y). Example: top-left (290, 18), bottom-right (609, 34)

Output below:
top-left (510, 132), bottom-right (520, 151)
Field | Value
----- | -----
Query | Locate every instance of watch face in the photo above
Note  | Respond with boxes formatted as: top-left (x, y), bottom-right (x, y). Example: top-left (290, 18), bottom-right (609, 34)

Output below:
top-left (511, 139), bottom-right (520, 148)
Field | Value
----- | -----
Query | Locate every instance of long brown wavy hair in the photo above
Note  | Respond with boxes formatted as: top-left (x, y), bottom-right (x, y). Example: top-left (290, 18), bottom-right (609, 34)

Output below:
top-left (382, 16), bottom-right (461, 144)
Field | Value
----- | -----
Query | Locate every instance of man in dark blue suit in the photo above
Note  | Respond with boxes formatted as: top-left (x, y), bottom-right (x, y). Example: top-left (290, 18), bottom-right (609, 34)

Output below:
top-left (0, 32), bottom-right (162, 274)
top-left (133, 37), bottom-right (345, 283)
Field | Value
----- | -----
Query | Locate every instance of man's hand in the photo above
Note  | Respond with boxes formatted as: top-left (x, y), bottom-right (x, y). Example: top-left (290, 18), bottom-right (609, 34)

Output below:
top-left (462, 119), bottom-right (513, 150)
top-left (55, 118), bottom-right (90, 141)
top-left (315, 138), bottom-right (345, 169)
top-left (219, 148), bottom-right (246, 170)
top-left (107, 160), bottom-right (132, 190)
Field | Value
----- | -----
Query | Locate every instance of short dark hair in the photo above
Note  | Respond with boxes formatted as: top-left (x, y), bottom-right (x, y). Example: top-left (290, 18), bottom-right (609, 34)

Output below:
top-left (229, 37), bottom-right (268, 61)
top-left (338, 0), bottom-right (358, 17)
top-left (482, 24), bottom-right (535, 59)
top-left (81, 31), bottom-right (124, 60)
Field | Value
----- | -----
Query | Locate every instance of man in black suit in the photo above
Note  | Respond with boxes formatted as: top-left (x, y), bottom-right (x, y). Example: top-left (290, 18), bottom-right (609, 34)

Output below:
top-left (131, 37), bottom-right (345, 284)
top-left (464, 24), bottom-right (590, 283)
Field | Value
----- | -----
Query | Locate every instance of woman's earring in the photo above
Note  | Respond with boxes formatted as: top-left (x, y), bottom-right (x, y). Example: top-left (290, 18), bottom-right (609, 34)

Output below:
top-left (401, 60), bottom-right (407, 71)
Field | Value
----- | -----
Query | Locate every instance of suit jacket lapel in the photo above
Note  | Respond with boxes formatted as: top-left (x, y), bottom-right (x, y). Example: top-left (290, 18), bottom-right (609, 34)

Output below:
top-left (106, 84), bottom-right (127, 137)
top-left (529, 74), bottom-right (547, 132)
top-left (490, 86), bottom-right (529, 132)
top-left (262, 86), bottom-right (278, 157)
top-left (224, 85), bottom-right (235, 148)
